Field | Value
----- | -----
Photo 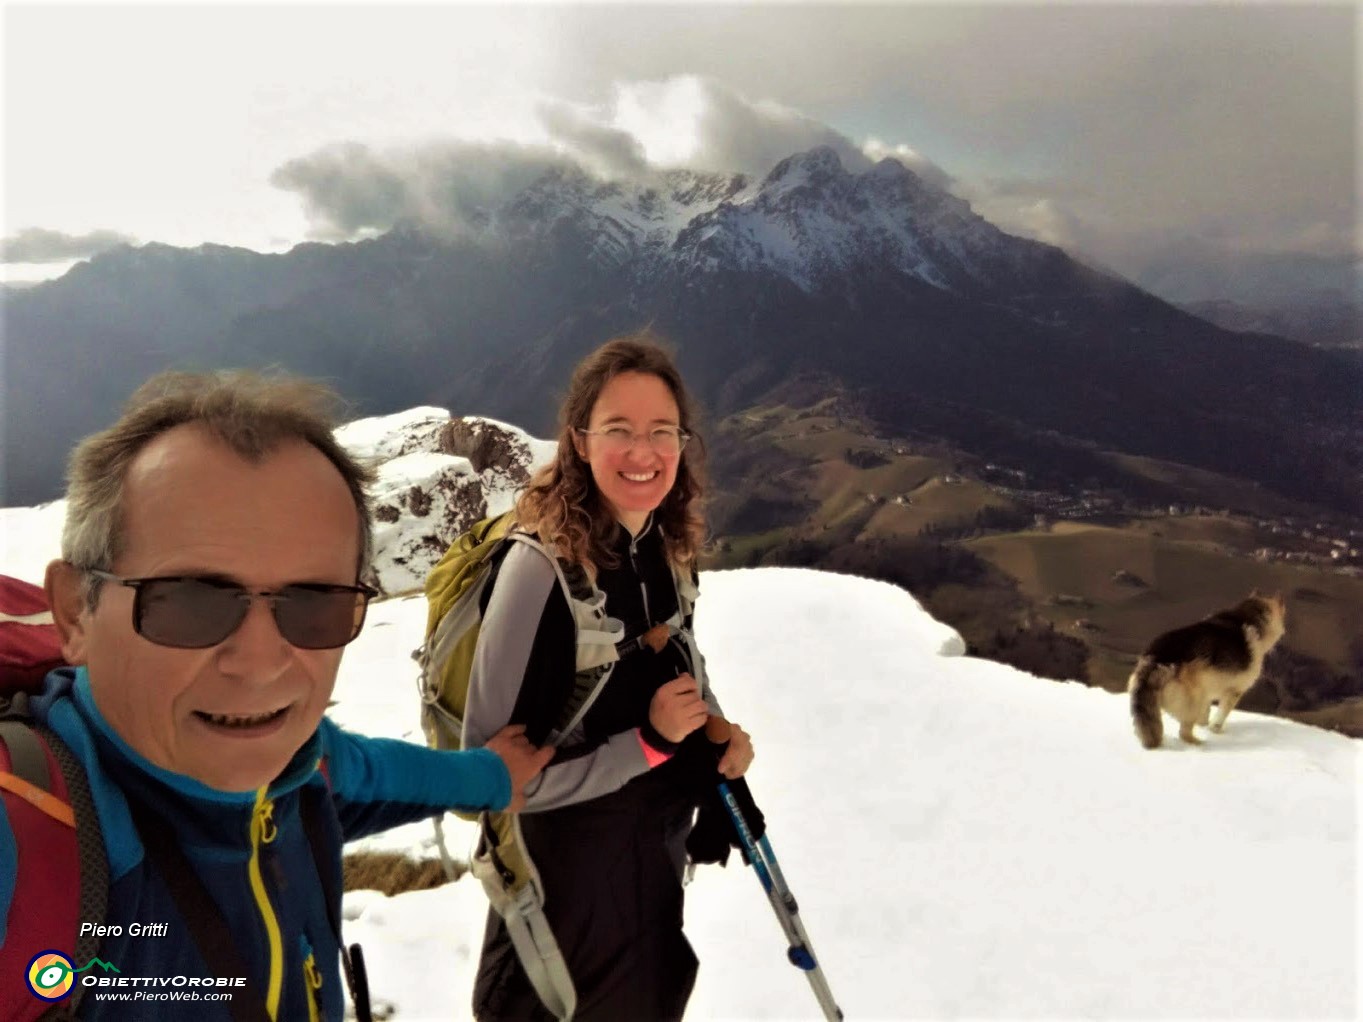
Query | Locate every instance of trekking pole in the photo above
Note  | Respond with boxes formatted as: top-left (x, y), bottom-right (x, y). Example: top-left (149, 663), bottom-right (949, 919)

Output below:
top-left (708, 720), bottom-right (844, 1021)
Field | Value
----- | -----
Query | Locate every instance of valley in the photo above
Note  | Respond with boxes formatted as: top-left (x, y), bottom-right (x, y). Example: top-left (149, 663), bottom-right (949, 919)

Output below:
top-left (704, 393), bottom-right (1363, 736)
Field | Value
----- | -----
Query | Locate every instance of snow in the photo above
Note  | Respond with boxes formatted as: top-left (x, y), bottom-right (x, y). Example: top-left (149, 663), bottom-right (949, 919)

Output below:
top-left (367, 454), bottom-right (477, 596)
top-left (5, 412), bottom-right (1359, 1022)
top-left (496, 168), bottom-right (750, 263)
top-left (328, 566), bottom-right (1359, 1021)
top-left (334, 407), bottom-right (453, 462)
top-left (669, 147), bottom-right (990, 293)
top-left (464, 145), bottom-right (1023, 295)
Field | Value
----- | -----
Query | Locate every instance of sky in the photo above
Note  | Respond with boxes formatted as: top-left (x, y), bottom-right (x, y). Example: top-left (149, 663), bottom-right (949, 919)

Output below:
top-left (2, 2), bottom-right (1357, 302)
top-left (2, 480), bottom-right (1359, 1020)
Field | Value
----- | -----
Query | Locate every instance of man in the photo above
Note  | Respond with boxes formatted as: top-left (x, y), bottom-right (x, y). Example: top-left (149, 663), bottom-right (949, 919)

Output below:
top-left (0, 370), bottom-right (553, 1020)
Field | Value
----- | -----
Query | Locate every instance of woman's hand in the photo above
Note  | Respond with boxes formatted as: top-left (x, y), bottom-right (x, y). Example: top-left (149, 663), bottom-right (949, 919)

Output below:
top-left (717, 721), bottom-right (754, 779)
top-left (649, 674), bottom-right (709, 744)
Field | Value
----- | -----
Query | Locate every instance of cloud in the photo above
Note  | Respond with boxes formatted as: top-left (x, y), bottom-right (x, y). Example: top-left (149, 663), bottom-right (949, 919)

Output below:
top-left (2, 227), bottom-right (135, 263)
top-left (950, 177), bottom-right (1104, 253)
top-left (537, 101), bottom-right (649, 180)
top-left (860, 139), bottom-right (953, 192)
top-left (265, 0), bottom-right (1355, 303)
top-left (545, 5), bottom-right (1355, 278)
top-left (1008, 199), bottom-right (1089, 253)
top-left (609, 76), bottom-right (870, 179)
top-left (270, 76), bottom-right (890, 239)
top-left (269, 140), bottom-right (575, 239)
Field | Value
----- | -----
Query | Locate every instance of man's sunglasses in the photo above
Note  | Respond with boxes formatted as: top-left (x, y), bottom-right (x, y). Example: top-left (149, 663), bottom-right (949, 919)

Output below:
top-left (85, 569), bottom-right (378, 650)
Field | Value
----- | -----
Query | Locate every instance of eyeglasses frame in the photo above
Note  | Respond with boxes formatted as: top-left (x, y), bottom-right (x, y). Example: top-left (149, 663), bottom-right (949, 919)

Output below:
top-left (574, 426), bottom-right (693, 454)
top-left (82, 567), bottom-right (379, 649)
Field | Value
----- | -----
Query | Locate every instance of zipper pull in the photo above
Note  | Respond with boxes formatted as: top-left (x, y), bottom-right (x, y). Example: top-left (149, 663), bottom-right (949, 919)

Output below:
top-left (301, 936), bottom-right (324, 1022)
top-left (253, 795), bottom-right (278, 845)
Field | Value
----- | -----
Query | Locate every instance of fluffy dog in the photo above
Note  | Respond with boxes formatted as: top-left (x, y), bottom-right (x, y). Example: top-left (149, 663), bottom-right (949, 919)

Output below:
top-left (1129, 593), bottom-right (1286, 748)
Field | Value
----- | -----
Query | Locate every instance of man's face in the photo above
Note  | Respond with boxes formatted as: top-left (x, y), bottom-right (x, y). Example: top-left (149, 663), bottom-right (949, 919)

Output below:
top-left (59, 424), bottom-right (361, 792)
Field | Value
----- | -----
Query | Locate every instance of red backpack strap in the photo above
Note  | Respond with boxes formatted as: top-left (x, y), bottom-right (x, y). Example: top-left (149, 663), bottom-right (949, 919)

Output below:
top-left (0, 718), bottom-right (107, 1021)
top-left (0, 576), bottom-right (65, 692)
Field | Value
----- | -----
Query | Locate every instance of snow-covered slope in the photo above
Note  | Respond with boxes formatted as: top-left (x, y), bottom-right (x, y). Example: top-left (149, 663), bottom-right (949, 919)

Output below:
top-left (496, 164), bottom-right (750, 269)
top-left (331, 570), bottom-right (1358, 1022)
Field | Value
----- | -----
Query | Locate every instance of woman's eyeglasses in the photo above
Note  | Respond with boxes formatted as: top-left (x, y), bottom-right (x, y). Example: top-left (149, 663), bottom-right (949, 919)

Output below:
top-left (85, 569), bottom-right (377, 650)
top-left (576, 426), bottom-right (691, 456)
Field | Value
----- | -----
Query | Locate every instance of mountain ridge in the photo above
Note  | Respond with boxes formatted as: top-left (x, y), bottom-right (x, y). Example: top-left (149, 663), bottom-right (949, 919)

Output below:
top-left (6, 147), bottom-right (1360, 517)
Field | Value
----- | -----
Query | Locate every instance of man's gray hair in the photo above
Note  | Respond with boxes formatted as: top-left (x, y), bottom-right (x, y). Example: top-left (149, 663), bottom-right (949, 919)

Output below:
top-left (62, 369), bottom-right (376, 604)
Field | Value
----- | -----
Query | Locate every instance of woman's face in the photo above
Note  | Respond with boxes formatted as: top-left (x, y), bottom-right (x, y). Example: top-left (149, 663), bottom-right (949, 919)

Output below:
top-left (575, 371), bottom-right (683, 533)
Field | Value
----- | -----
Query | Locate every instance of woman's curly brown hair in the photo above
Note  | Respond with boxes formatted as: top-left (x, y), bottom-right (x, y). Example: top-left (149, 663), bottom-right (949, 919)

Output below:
top-left (515, 331), bottom-right (707, 575)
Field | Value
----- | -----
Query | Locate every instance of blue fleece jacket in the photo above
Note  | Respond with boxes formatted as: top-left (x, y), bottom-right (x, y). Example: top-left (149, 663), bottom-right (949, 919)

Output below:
top-left (0, 668), bottom-right (510, 1020)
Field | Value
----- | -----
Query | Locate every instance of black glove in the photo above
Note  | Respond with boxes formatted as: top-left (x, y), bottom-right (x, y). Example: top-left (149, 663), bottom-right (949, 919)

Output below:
top-left (686, 797), bottom-right (735, 866)
top-left (685, 772), bottom-right (766, 868)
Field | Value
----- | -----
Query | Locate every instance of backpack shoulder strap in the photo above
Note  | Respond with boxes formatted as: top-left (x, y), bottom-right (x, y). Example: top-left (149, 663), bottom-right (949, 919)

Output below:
top-left (0, 714), bottom-right (107, 1022)
top-left (299, 767), bottom-right (373, 1022)
top-left (504, 533), bottom-right (626, 657)
top-left (0, 708), bottom-right (55, 796)
top-left (501, 534), bottom-right (626, 746)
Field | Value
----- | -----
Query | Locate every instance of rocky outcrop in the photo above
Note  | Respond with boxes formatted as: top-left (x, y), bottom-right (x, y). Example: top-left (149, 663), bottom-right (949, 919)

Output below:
top-left (338, 409), bottom-right (555, 597)
top-left (365, 452), bottom-right (486, 596)
top-left (440, 417), bottom-right (537, 482)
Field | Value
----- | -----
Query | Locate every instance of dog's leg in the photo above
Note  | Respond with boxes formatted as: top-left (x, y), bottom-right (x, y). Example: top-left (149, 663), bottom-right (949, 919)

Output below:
top-left (1209, 691), bottom-right (1244, 734)
top-left (1178, 720), bottom-right (1203, 745)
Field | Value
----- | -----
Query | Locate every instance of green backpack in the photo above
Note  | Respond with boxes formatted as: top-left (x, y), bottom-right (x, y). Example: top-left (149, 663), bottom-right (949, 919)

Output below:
top-left (418, 511), bottom-right (626, 760)
top-left (416, 510), bottom-right (698, 1020)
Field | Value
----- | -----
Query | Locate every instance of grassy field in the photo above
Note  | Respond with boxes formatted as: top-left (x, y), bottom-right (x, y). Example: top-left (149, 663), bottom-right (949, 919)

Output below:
top-left (967, 523), bottom-right (1363, 689)
top-left (1102, 451), bottom-right (1317, 518)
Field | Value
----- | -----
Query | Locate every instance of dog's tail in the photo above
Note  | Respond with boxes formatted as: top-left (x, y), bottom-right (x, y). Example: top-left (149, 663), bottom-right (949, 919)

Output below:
top-left (1128, 656), bottom-right (1165, 749)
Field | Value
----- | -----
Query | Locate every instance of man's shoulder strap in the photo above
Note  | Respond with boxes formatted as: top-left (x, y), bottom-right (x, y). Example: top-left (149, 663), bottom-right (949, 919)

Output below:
top-left (299, 763), bottom-right (373, 1022)
top-left (0, 710), bottom-right (107, 1021)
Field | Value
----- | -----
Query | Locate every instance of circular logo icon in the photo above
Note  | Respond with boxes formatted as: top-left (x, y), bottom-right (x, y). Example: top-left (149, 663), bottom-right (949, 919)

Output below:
top-left (26, 950), bottom-right (75, 1002)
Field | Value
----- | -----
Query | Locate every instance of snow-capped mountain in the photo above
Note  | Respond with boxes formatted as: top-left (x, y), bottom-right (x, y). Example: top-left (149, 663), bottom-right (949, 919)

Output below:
top-left (495, 164), bottom-right (749, 270)
top-left (487, 146), bottom-right (1055, 297)
top-left (671, 147), bottom-right (1030, 293)
top-left (6, 147), bottom-right (1362, 520)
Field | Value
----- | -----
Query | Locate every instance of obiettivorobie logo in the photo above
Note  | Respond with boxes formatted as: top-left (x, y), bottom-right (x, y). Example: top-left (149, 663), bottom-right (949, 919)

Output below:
top-left (23, 948), bottom-right (248, 1004)
top-left (25, 950), bottom-right (120, 1002)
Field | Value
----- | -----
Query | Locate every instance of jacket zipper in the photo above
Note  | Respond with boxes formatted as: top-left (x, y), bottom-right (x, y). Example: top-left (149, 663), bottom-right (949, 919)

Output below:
top-left (249, 789), bottom-right (284, 1020)
top-left (300, 935), bottom-right (323, 1022)
top-left (629, 516), bottom-right (651, 623)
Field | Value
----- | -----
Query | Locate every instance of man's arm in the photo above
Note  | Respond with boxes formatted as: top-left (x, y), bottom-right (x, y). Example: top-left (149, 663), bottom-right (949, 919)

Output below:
top-left (321, 718), bottom-right (512, 840)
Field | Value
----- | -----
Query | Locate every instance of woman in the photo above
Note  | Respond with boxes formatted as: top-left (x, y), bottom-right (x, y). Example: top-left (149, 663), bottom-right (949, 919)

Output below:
top-left (462, 333), bottom-right (754, 1021)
